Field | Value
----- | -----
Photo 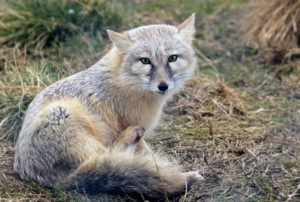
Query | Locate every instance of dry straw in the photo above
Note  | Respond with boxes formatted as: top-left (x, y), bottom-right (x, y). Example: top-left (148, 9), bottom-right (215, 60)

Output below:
top-left (242, 0), bottom-right (300, 63)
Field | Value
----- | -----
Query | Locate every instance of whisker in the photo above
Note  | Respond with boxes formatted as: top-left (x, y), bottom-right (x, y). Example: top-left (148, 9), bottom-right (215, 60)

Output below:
top-left (135, 82), bottom-right (149, 85)
top-left (174, 73), bottom-right (190, 81)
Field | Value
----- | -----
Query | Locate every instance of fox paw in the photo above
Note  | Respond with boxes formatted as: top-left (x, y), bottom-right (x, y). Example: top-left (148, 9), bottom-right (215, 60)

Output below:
top-left (120, 126), bottom-right (145, 145)
top-left (133, 126), bottom-right (145, 143)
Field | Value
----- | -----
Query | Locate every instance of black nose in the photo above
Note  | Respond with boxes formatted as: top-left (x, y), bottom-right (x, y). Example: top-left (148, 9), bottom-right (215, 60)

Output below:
top-left (158, 82), bottom-right (169, 92)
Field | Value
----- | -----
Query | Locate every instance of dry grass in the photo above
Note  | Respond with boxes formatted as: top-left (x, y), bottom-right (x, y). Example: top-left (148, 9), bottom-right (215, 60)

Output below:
top-left (0, 50), bottom-right (62, 141)
top-left (1, 72), bottom-right (299, 200)
top-left (0, 46), bottom-right (101, 141)
top-left (152, 75), bottom-right (300, 201)
top-left (242, 0), bottom-right (300, 63)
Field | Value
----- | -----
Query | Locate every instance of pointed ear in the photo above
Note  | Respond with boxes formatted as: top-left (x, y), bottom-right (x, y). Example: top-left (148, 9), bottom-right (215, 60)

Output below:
top-left (177, 13), bottom-right (195, 44)
top-left (107, 29), bottom-right (132, 53)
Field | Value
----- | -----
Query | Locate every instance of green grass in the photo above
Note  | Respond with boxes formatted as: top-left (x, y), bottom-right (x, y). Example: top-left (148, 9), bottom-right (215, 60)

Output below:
top-left (139, 0), bottom-right (250, 20)
top-left (0, 0), bottom-right (128, 50)
top-left (0, 60), bottom-right (64, 141)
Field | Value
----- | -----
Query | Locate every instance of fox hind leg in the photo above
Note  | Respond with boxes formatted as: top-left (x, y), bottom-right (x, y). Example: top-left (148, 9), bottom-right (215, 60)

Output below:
top-left (14, 99), bottom-right (108, 187)
top-left (112, 126), bottom-right (145, 149)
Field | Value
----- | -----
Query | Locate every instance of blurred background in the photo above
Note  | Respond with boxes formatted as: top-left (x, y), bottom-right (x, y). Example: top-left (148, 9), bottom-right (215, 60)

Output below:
top-left (0, 0), bottom-right (299, 201)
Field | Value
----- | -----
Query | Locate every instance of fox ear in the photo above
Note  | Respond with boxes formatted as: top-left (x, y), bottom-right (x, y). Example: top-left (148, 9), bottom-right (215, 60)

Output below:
top-left (107, 30), bottom-right (132, 53)
top-left (177, 13), bottom-right (195, 44)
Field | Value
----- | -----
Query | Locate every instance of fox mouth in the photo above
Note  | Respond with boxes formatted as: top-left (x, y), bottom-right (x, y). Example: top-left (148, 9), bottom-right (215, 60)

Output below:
top-left (156, 91), bottom-right (166, 95)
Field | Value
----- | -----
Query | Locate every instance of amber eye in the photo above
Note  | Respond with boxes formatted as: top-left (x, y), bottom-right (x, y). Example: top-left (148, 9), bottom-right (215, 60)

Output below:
top-left (168, 55), bottom-right (178, 62)
top-left (140, 57), bottom-right (151, 64)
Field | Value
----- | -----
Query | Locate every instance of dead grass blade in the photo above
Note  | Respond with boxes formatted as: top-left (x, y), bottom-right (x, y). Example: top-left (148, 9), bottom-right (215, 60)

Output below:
top-left (242, 0), bottom-right (300, 63)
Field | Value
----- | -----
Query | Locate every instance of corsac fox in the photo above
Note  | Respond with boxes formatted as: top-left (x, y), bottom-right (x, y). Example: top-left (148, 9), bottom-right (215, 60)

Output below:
top-left (14, 14), bottom-right (202, 198)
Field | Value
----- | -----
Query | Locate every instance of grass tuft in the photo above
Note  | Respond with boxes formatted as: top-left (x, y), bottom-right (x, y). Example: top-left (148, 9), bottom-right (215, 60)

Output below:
top-left (242, 0), bottom-right (300, 63)
top-left (0, 0), bottom-right (125, 50)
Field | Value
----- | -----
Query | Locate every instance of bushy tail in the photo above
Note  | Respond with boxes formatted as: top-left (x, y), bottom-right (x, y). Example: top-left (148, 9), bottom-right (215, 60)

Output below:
top-left (60, 147), bottom-right (198, 198)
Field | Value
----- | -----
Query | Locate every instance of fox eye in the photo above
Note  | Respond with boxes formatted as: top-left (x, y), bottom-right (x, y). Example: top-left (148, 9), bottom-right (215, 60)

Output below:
top-left (140, 57), bottom-right (151, 64)
top-left (168, 55), bottom-right (178, 62)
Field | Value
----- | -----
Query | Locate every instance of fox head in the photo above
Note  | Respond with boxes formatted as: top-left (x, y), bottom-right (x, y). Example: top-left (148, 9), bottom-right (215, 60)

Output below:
top-left (107, 14), bottom-right (196, 97)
